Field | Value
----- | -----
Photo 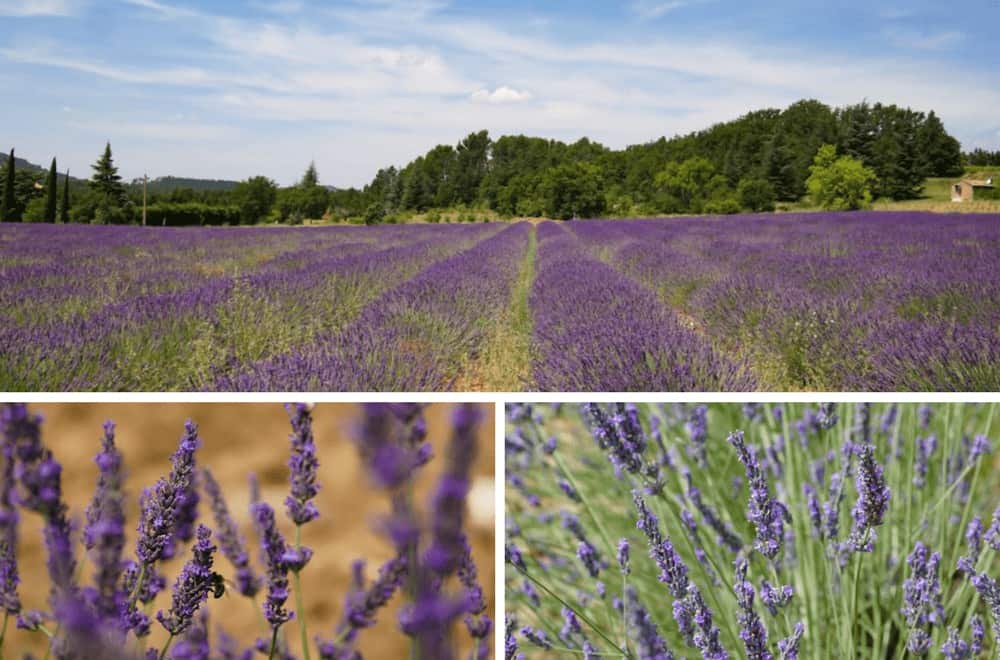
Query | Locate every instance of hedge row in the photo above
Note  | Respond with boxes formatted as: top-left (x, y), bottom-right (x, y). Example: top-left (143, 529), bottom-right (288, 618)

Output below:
top-left (144, 202), bottom-right (241, 226)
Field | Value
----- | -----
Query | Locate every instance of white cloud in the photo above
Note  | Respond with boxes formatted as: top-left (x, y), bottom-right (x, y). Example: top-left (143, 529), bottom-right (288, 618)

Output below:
top-left (0, 0), bottom-right (82, 16)
top-left (470, 86), bottom-right (532, 104)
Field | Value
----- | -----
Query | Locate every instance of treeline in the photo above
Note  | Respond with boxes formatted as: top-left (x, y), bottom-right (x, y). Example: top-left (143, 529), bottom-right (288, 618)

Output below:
top-left (347, 99), bottom-right (966, 219)
top-left (964, 148), bottom-right (1000, 167)
top-left (0, 98), bottom-right (985, 225)
top-left (0, 145), bottom-right (335, 226)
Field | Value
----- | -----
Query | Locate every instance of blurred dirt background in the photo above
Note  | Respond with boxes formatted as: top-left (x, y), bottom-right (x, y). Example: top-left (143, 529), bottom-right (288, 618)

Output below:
top-left (7, 402), bottom-right (495, 658)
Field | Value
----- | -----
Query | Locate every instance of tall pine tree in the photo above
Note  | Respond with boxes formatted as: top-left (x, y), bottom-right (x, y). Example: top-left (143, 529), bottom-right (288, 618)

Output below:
top-left (301, 161), bottom-right (318, 187)
top-left (90, 142), bottom-right (125, 202)
top-left (44, 157), bottom-right (58, 222)
top-left (1, 148), bottom-right (14, 222)
top-left (60, 169), bottom-right (70, 223)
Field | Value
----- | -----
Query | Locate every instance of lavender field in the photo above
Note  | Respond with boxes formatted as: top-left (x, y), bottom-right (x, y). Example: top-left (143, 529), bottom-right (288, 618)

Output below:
top-left (2, 211), bottom-right (999, 392)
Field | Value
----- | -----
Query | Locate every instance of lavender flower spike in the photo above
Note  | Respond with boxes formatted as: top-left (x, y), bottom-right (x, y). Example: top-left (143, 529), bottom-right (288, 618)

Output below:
top-left (84, 421), bottom-right (126, 619)
top-left (0, 406), bottom-right (21, 616)
top-left (157, 525), bottom-right (218, 637)
top-left (202, 468), bottom-right (260, 598)
top-left (253, 502), bottom-right (294, 630)
top-left (285, 403), bottom-right (320, 526)
top-left (729, 430), bottom-right (788, 560)
top-left (849, 443), bottom-right (890, 552)
top-left (425, 404), bottom-right (482, 575)
top-left (734, 558), bottom-right (771, 660)
top-left (136, 421), bottom-right (200, 566)
top-left (5, 404), bottom-right (77, 602)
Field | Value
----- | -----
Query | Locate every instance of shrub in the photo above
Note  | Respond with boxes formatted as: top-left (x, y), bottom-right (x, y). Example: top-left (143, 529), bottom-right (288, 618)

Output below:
top-left (806, 144), bottom-right (877, 210)
top-left (506, 402), bottom-right (999, 659)
top-left (738, 178), bottom-right (777, 212)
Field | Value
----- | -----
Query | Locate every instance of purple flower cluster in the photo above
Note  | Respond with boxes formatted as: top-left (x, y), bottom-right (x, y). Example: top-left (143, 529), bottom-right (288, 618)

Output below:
top-left (848, 443), bottom-right (890, 552)
top-left (729, 431), bottom-right (788, 560)
top-left (0, 403), bottom-right (490, 659)
top-left (285, 403), bottom-right (320, 526)
top-left (902, 541), bottom-right (944, 654)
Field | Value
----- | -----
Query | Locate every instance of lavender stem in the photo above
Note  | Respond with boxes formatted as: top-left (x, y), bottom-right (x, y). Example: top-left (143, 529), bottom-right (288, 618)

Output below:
top-left (293, 524), bottom-right (311, 660)
top-left (158, 632), bottom-right (175, 660)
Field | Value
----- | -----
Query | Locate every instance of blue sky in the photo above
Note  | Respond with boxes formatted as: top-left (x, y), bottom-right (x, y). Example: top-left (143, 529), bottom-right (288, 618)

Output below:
top-left (2, 0), bottom-right (998, 187)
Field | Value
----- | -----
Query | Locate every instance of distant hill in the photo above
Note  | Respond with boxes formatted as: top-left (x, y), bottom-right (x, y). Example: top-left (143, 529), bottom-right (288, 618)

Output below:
top-left (128, 176), bottom-right (240, 193)
top-left (1, 153), bottom-right (83, 183)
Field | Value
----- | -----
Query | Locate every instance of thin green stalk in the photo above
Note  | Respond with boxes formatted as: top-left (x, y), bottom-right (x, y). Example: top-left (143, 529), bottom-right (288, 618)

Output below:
top-left (268, 626), bottom-right (279, 660)
top-left (294, 525), bottom-right (312, 660)
top-left (0, 610), bottom-right (8, 659)
top-left (551, 450), bottom-right (615, 557)
top-left (159, 632), bottom-right (175, 660)
top-left (517, 566), bottom-right (630, 657)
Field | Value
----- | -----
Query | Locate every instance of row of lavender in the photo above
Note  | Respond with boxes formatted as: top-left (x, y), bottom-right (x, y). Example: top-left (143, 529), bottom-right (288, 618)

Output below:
top-left (222, 222), bottom-right (532, 391)
top-left (567, 212), bottom-right (1000, 391)
top-left (529, 222), bottom-right (754, 391)
top-left (0, 402), bottom-right (491, 659)
top-left (505, 402), bottom-right (1000, 658)
top-left (0, 223), bottom-right (504, 390)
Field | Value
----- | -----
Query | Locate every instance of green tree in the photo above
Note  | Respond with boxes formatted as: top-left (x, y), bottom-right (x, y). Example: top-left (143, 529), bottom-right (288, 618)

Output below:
top-left (806, 144), bottom-right (876, 210)
top-left (1, 148), bottom-right (15, 222)
top-left (89, 142), bottom-right (126, 202)
top-left (737, 177), bottom-right (776, 212)
top-left (538, 161), bottom-right (606, 220)
top-left (59, 169), bottom-right (70, 223)
top-left (364, 201), bottom-right (386, 225)
top-left (232, 176), bottom-right (277, 224)
top-left (44, 157), bottom-right (58, 222)
top-left (653, 157), bottom-right (728, 213)
top-left (916, 111), bottom-right (963, 178)
top-left (301, 161), bottom-right (319, 187)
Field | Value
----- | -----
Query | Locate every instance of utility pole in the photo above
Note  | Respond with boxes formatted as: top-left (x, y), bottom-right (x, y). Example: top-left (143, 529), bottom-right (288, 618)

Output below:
top-left (142, 173), bottom-right (148, 226)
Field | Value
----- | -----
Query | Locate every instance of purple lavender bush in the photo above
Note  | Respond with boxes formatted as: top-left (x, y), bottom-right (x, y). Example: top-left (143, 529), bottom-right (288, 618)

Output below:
top-left (0, 402), bottom-right (491, 659)
top-left (506, 402), bottom-right (999, 658)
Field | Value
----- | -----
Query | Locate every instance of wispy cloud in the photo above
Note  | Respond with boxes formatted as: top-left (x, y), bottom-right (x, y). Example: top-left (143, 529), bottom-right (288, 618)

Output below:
top-left (0, 0), bottom-right (82, 16)
top-left (883, 27), bottom-right (963, 51)
top-left (629, 0), bottom-right (699, 19)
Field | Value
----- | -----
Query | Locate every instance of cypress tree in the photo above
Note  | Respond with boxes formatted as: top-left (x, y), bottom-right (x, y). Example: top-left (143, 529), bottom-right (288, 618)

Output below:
top-left (44, 157), bottom-right (58, 222)
top-left (90, 142), bottom-right (125, 202)
top-left (60, 169), bottom-right (71, 223)
top-left (301, 161), bottom-right (318, 187)
top-left (1, 148), bottom-right (14, 222)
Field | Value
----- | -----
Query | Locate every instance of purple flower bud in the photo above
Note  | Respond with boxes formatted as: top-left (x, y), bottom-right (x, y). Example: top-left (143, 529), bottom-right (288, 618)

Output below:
top-left (577, 541), bottom-right (601, 578)
top-left (849, 443), bottom-right (890, 552)
top-left (914, 435), bottom-right (936, 489)
top-left (84, 421), bottom-right (126, 620)
top-left (617, 538), bottom-right (630, 575)
top-left (252, 502), bottom-right (293, 628)
top-left (521, 626), bottom-right (551, 649)
top-left (202, 468), bottom-right (260, 598)
top-left (777, 621), bottom-right (804, 659)
top-left (506, 544), bottom-right (527, 572)
top-left (940, 627), bottom-right (972, 659)
top-left (902, 541), bottom-right (944, 653)
top-left (625, 586), bottom-right (674, 660)
top-left (734, 558), bottom-right (770, 660)
top-left (156, 524), bottom-right (217, 636)
top-left (730, 431), bottom-right (788, 560)
top-left (686, 405), bottom-right (708, 466)
top-left (285, 403), bottom-right (320, 526)
top-left (760, 580), bottom-right (794, 616)
top-left (136, 421), bottom-right (200, 566)
top-left (557, 479), bottom-right (580, 502)
top-left (424, 404), bottom-right (482, 575)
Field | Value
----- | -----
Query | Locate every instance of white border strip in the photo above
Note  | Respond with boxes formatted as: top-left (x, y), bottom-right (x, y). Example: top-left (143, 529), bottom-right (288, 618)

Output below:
top-left (8, 391), bottom-right (995, 403)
